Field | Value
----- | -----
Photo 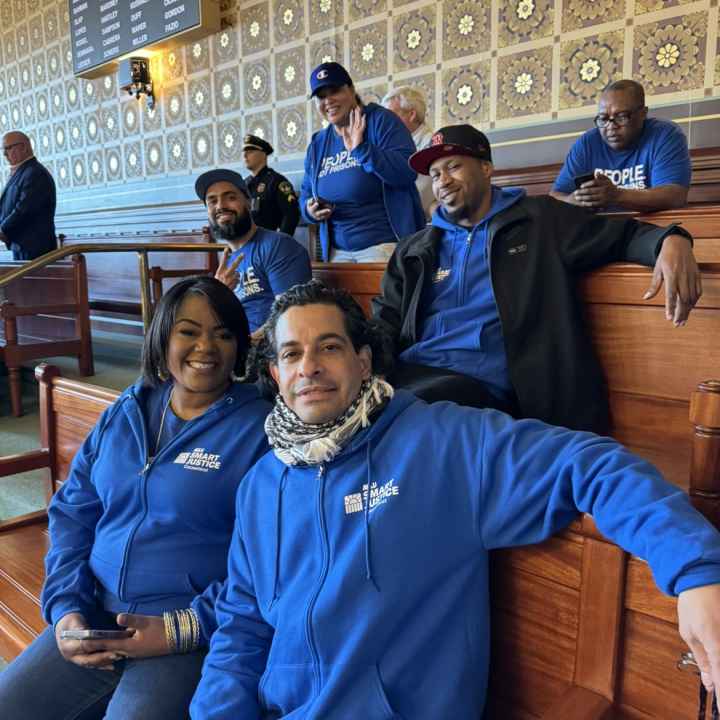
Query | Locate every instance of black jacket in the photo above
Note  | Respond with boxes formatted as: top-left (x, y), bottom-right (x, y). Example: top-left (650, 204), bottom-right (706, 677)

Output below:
top-left (0, 157), bottom-right (57, 260)
top-left (247, 166), bottom-right (300, 237)
top-left (372, 195), bottom-right (691, 432)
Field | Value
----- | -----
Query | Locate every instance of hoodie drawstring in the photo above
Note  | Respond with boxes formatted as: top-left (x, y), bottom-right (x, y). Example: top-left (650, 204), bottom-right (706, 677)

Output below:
top-left (269, 468), bottom-right (289, 609)
top-left (364, 444), bottom-right (379, 592)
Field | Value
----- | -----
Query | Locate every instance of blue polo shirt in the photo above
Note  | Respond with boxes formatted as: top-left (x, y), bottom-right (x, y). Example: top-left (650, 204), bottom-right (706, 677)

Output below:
top-left (228, 228), bottom-right (311, 331)
top-left (553, 118), bottom-right (691, 205)
top-left (399, 186), bottom-right (525, 401)
top-left (315, 130), bottom-right (396, 252)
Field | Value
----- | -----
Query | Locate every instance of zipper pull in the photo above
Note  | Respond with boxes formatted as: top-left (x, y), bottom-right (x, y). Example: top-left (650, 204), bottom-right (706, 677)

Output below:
top-left (317, 465), bottom-right (324, 479)
top-left (466, 231), bottom-right (473, 245)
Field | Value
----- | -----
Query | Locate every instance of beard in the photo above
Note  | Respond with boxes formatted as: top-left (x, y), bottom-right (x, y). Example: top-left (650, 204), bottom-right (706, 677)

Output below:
top-left (210, 208), bottom-right (253, 241)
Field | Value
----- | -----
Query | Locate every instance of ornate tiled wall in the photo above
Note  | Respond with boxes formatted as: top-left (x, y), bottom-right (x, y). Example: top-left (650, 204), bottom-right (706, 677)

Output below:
top-left (0, 0), bottom-right (719, 204)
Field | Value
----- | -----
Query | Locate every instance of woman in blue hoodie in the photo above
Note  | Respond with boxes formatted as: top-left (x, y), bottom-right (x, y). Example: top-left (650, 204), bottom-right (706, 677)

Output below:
top-left (0, 277), bottom-right (271, 719)
top-left (300, 62), bottom-right (425, 263)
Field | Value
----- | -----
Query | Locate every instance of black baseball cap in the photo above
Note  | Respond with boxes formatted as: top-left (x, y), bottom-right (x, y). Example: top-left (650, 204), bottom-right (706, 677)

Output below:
top-left (243, 134), bottom-right (274, 155)
top-left (309, 62), bottom-right (353, 97)
top-left (409, 125), bottom-right (493, 175)
top-left (194, 169), bottom-right (250, 202)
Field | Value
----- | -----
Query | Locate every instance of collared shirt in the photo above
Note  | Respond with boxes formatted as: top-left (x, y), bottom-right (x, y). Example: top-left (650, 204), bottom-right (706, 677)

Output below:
top-left (246, 165), bottom-right (300, 237)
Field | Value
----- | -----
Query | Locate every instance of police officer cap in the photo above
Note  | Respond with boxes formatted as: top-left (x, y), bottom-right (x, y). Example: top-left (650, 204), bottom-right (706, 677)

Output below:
top-left (243, 134), bottom-right (274, 155)
top-left (309, 62), bottom-right (353, 97)
top-left (194, 169), bottom-right (250, 202)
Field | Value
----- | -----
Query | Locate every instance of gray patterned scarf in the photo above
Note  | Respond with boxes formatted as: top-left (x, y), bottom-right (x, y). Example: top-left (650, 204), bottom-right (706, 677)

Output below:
top-left (264, 376), bottom-right (394, 466)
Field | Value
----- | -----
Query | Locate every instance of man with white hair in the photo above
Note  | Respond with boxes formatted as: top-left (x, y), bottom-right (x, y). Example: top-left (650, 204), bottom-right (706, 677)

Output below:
top-left (383, 86), bottom-right (434, 219)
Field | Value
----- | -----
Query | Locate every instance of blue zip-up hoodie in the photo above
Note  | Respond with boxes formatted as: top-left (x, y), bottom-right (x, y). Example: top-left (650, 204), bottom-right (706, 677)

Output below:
top-left (299, 102), bottom-right (425, 261)
top-left (42, 379), bottom-right (271, 644)
top-left (191, 392), bottom-right (720, 719)
top-left (400, 186), bottom-right (525, 396)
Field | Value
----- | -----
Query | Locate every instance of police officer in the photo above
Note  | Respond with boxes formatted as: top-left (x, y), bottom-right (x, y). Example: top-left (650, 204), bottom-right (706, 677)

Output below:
top-left (243, 135), bottom-right (300, 236)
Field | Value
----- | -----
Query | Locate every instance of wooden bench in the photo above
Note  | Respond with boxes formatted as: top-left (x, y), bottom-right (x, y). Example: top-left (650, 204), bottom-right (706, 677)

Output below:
top-left (1, 264), bottom-right (719, 720)
top-left (0, 256), bottom-right (93, 417)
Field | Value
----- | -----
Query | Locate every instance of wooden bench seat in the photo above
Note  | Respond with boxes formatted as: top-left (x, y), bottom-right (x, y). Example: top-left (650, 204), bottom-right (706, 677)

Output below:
top-left (0, 256), bottom-right (93, 416)
top-left (1, 263), bottom-right (719, 719)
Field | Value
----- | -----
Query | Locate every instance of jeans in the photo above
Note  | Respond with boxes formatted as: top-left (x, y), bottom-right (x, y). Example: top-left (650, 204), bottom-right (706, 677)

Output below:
top-left (330, 242), bottom-right (396, 263)
top-left (0, 627), bottom-right (206, 720)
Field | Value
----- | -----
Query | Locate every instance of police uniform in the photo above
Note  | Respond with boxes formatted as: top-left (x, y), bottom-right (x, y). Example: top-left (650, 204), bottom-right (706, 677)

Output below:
top-left (243, 135), bottom-right (300, 237)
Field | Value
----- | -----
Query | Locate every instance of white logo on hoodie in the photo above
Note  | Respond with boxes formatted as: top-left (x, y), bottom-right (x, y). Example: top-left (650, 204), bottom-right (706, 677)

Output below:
top-left (173, 448), bottom-right (222, 472)
top-left (344, 478), bottom-right (400, 515)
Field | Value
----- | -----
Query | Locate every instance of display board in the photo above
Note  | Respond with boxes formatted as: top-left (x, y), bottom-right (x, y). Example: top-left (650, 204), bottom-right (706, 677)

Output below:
top-left (69, 0), bottom-right (219, 78)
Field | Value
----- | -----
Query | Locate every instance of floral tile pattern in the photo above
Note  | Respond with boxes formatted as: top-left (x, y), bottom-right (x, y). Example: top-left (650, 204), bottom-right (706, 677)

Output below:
top-left (240, 2), bottom-right (270, 55)
top-left (562, 0), bottom-right (624, 32)
top-left (633, 12), bottom-right (706, 94)
top-left (273, 0), bottom-right (305, 45)
top-left (349, 0), bottom-right (387, 24)
top-left (350, 21), bottom-right (388, 81)
top-left (443, 0), bottom-right (491, 60)
top-left (245, 59), bottom-right (273, 107)
top-left (499, 0), bottom-right (554, 48)
top-left (635, 0), bottom-right (695, 13)
top-left (309, 0), bottom-right (343, 35)
top-left (393, 5), bottom-right (436, 74)
top-left (105, 146), bottom-right (123, 183)
top-left (560, 31), bottom-right (624, 109)
top-left (497, 47), bottom-right (553, 119)
top-left (214, 67), bottom-right (242, 115)
top-left (310, 36), bottom-right (344, 68)
top-left (442, 61), bottom-right (491, 125)
top-left (277, 103), bottom-right (308, 154)
top-left (0, 0), bottom-right (716, 192)
top-left (144, 137), bottom-right (166, 176)
top-left (244, 111), bottom-right (274, 146)
top-left (217, 118), bottom-right (244, 164)
top-left (275, 46), bottom-right (307, 101)
top-left (167, 130), bottom-right (189, 172)
top-left (187, 39), bottom-right (211, 75)
top-left (188, 76), bottom-right (213, 121)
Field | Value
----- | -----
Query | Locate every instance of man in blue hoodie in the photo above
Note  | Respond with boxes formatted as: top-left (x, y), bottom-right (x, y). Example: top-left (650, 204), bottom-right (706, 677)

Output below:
top-left (191, 282), bottom-right (720, 720)
top-left (299, 62), bottom-right (425, 262)
top-left (372, 124), bottom-right (702, 432)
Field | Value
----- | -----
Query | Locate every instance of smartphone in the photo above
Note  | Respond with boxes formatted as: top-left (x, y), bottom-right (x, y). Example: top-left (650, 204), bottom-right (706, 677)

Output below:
top-left (313, 196), bottom-right (335, 211)
top-left (60, 629), bottom-right (133, 640)
top-left (573, 173), bottom-right (596, 189)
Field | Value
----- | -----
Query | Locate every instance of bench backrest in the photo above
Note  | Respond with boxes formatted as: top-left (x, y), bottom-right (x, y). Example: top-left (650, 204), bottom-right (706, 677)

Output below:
top-left (309, 260), bottom-right (720, 718)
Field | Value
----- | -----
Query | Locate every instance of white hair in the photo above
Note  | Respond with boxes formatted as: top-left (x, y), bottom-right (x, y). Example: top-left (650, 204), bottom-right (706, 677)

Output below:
top-left (381, 86), bottom-right (427, 125)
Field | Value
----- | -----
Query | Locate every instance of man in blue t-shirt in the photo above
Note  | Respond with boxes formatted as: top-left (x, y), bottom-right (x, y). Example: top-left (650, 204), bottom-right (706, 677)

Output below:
top-left (551, 80), bottom-right (690, 212)
top-left (195, 169), bottom-right (311, 337)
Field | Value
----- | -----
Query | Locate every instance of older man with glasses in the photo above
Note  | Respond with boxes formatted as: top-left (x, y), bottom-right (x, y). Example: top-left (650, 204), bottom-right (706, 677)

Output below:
top-left (551, 79), bottom-right (691, 213)
top-left (0, 130), bottom-right (57, 260)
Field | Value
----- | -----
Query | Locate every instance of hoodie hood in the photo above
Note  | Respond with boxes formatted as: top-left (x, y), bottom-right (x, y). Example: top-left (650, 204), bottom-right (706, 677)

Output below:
top-left (432, 184), bottom-right (526, 233)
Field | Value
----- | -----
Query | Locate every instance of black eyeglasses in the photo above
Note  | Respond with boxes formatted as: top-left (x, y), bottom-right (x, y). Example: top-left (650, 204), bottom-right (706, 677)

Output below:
top-left (2, 142), bottom-right (24, 152)
top-left (593, 107), bottom-right (644, 129)
top-left (677, 651), bottom-right (719, 719)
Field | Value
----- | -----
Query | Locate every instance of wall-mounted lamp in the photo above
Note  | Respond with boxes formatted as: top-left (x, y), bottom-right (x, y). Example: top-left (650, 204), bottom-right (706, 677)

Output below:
top-left (118, 57), bottom-right (155, 110)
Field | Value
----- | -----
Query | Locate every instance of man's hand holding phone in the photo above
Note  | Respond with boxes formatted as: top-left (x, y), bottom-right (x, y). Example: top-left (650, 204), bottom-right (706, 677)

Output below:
top-left (572, 170), bottom-right (620, 210)
top-left (306, 196), bottom-right (334, 222)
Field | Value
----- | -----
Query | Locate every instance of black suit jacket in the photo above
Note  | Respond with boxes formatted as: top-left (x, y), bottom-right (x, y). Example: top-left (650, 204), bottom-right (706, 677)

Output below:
top-left (0, 157), bottom-right (57, 260)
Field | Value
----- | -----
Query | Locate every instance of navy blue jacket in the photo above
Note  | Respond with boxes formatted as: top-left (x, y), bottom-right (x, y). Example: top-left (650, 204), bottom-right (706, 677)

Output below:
top-left (0, 157), bottom-right (57, 260)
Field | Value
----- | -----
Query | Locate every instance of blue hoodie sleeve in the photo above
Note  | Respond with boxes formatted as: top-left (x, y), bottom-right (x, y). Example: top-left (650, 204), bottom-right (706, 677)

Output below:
top-left (299, 135), bottom-right (318, 225)
top-left (190, 492), bottom-right (274, 719)
top-left (472, 410), bottom-right (720, 596)
top-left (350, 106), bottom-right (418, 189)
top-left (41, 407), bottom-right (113, 626)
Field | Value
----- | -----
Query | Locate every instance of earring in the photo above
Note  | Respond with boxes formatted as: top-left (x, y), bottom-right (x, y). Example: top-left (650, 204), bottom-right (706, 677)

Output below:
top-left (157, 368), bottom-right (168, 382)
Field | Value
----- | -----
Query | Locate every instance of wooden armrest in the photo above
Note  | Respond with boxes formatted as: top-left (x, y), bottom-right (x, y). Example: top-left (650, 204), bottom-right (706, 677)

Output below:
top-left (0, 303), bottom-right (79, 317)
top-left (0, 449), bottom-right (50, 477)
top-left (0, 509), bottom-right (48, 532)
top-left (540, 686), bottom-right (614, 720)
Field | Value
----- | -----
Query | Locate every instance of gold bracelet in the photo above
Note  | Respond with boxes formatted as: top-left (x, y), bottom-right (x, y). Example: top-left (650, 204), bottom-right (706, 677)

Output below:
top-left (163, 610), bottom-right (177, 653)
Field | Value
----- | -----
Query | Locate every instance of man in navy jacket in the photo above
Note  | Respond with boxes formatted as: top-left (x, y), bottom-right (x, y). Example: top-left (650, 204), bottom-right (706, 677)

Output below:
top-left (0, 131), bottom-right (57, 260)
